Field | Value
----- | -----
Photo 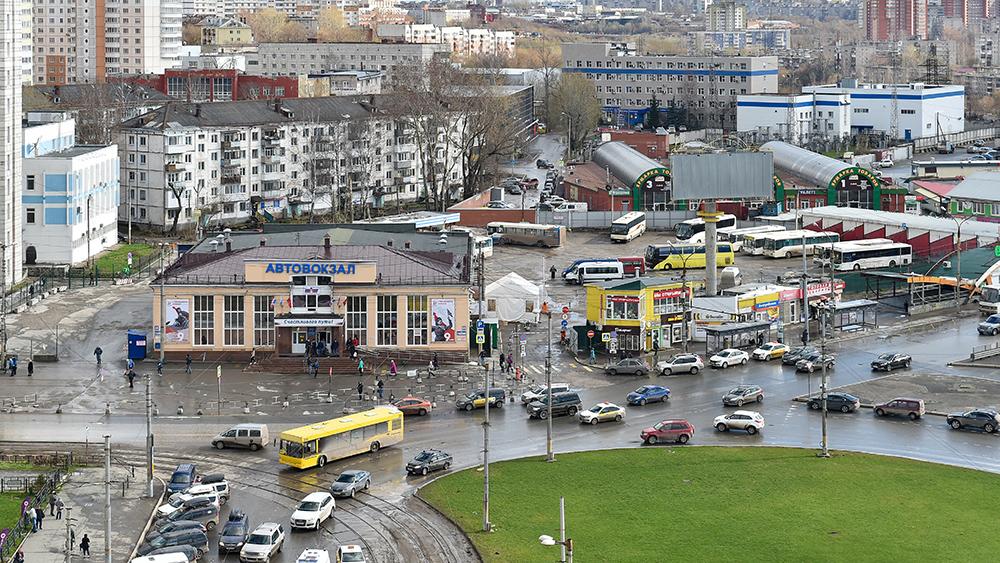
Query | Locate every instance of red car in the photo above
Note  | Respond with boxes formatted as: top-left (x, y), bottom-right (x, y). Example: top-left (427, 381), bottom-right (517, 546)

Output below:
top-left (521, 178), bottom-right (539, 189)
top-left (393, 396), bottom-right (432, 416)
top-left (618, 256), bottom-right (646, 277)
top-left (641, 419), bottom-right (694, 445)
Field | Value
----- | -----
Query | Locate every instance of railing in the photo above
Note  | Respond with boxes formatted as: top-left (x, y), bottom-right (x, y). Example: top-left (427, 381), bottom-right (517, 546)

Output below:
top-left (970, 341), bottom-right (1000, 361)
top-left (0, 469), bottom-right (62, 561)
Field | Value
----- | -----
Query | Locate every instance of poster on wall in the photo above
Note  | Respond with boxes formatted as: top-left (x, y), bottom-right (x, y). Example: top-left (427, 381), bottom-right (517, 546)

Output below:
top-left (431, 299), bottom-right (456, 343)
top-left (164, 299), bottom-right (190, 343)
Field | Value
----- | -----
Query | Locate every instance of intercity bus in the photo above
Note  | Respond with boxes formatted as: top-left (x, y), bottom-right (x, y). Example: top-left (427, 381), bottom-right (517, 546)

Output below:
top-left (815, 239), bottom-right (912, 271)
top-left (761, 230), bottom-right (840, 259)
top-left (674, 214), bottom-right (737, 242)
top-left (486, 222), bottom-right (565, 247)
top-left (473, 235), bottom-right (494, 258)
top-left (645, 243), bottom-right (736, 270)
top-left (720, 225), bottom-right (786, 253)
top-left (278, 406), bottom-right (403, 469)
top-left (610, 212), bottom-right (647, 243)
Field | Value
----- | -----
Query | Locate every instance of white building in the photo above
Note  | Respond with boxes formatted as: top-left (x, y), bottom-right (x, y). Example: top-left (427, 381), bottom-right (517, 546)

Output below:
top-left (248, 42), bottom-right (450, 79)
top-left (32, 0), bottom-right (183, 84)
top-left (183, 0), bottom-right (222, 16)
top-left (1, 0), bottom-right (24, 284)
top-left (19, 0), bottom-right (31, 85)
top-left (377, 24), bottom-right (516, 59)
top-left (323, 70), bottom-right (384, 95)
top-left (178, 46), bottom-right (247, 72)
top-left (376, 24), bottom-right (441, 44)
top-left (736, 93), bottom-right (851, 144)
top-left (21, 113), bottom-right (119, 265)
top-left (706, 0), bottom-right (746, 31)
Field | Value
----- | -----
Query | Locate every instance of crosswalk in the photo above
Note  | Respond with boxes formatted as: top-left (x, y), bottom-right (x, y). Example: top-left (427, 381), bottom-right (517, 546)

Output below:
top-left (516, 363), bottom-right (594, 374)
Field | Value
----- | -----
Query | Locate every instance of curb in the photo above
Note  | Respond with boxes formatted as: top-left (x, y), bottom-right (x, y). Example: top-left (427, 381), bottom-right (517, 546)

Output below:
top-left (791, 396), bottom-right (948, 417)
top-left (411, 490), bottom-right (484, 563)
top-left (129, 476), bottom-right (166, 561)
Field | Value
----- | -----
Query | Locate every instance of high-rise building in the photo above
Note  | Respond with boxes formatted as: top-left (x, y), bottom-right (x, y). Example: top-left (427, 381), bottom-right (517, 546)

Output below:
top-left (32, 0), bottom-right (182, 85)
top-left (1, 0), bottom-right (24, 285)
top-left (942, 0), bottom-right (989, 27)
top-left (863, 0), bottom-right (929, 41)
top-left (18, 0), bottom-right (31, 85)
top-left (705, 1), bottom-right (747, 32)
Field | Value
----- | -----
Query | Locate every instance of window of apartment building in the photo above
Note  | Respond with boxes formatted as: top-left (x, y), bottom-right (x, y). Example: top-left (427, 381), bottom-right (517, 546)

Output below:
top-left (26, 175), bottom-right (35, 190)
top-left (406, 296), bottom-right (428, 346)
top-left (377, 296), bottom-right (397, 346)
top-left (26, 208), bottom-right (35, 224)
top-left (346, 296), bottom-right (367, 345)
top-left (901, 109), bottom-right (915, 115)
top-left (194, 295), bottom-right (214, 346)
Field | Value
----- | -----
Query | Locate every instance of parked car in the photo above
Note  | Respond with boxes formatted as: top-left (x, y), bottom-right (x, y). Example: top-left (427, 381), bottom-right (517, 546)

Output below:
top-left (167, 463), bottom-right (198, 494)
top-left (968, 142), bottom-right (991, 153)
top-left (290, 492), bottom-right (335, 530)
top-left (579, 402), bottom-right (626, 425)
top-left (143, 545), bottom-right (200, 561)
top-left (219, 510), bottom-right (251, 553)
top-left (211, 423), bottom-right (268, 451)
top-left (873, 397), bottom-right (925, 420)
top-left (936, 141), bottom-right (955, 154)
top-left (536, 158), bottom-right (549, 168)
top-left (521, 178), bottom-right (539, 188)
top-left (520, 383), bottom-right (570, 404)
top-left (978, 314), bottom-right (1000, 335)
top-left (329, 470), bottom-right (371, 498)
top-left (158, 504), bottom-right (219, 532)
top-left (626, 385), bottom-right (670, 406)
top-left (406, 449), bottom-right (452, 475)
top-left (656, 354), bottom-right (703, 375)
top-left (297, 549), bottom-right (332, 563)
top-left (240, 523), bottom-right (285, 563)
top-left (527, 391), bottom-right (583, 419)
top-left (545, 195), bottom-right (567, 206)
top-left (751, 342), bottom-right (790, 361)
top-left (486, 200), bottom-right (514, 209)
top-left (641, 419), bottom-right (694, 445)
top-left (795, 353), bottom-right (836, 373)
top-left (874, 156), bottom-right (894, 168)
top-left (456, 388), bottom-right (505, 411)
top-left (946, 409), bottom-right (1000, 433)
top-left (507, 185), bottom-right (523, 195)
top-left (722, 385), bottom-right (764, 407)
top-left (709, 348), bottom-right (749, 369)
top-left (392, 396), bottom-right (432, 416)
top-left (535, 202), bottom-right (555, 211)
top-left (147, 520), bottom-right (206, 541)
top-left (870, 353), bottom-right (912, 371)
top-left (807, 392), bottom-right (861, 413)
top-left (604, 357), bottom-right (649, 375)
top-left (157, 491), bottom-right (220, 518)
top-left (782, 346), bottom-right (818, 365)
top-left (137, 529), bottom-right (209, 557)
top-left (970, 153), bottom-right (994, 161)
top-left (336, 545), bottom-right (366, 563)
top-left (713, 410), bottom-right (765, 434)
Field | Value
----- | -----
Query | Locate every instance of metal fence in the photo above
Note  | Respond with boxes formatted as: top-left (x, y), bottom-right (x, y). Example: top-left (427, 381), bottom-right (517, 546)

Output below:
top-left (536, 210), bottom-right (698, 230)
top-left (913, 126), bottom-right (1000, 152)
top-left (0, 469), bottom-right (62, 562)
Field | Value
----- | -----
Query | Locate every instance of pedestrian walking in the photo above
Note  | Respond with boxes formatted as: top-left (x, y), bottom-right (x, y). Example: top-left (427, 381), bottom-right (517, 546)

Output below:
top-left (389, 359), bottom-right (397, 377)
top-left (126, 369), bottom-right (136, 389)
top-left (30, 508), bottom-right (37, 532)
top-left (506, 353), bottom-right (513, 374)
top-left (9, 357), bottom-right (16, 377)
top-left (589, 347), bottom-right (596, 364)
top-left (357, 381), bottom-right (364, 401)
top-left (311, 360), bottom-right (319, 378)
top-left (80, 534), bottom-right (91, 556)
top-left (49, 496), bottom-right (56, 516)
top-left (93, 347), bottom-right (103, 365)
top-left (36, 507), bottom-right (44, 530)
top-left (389, 392), bottom-right (395, 403)
top-left (156, 359), bottom-right (163, 376)
top-left (13, 550), bottom-right (24, 563)
top-left (185, 353), bottom-right (192, 374)
top-left (376, 378), bottom-right (384, 401)
top-left (249, 348), bottom-right (257, 365)
top-left (432, 352), bottom-right (439, 370)
top-left (55, 498), bottom-right (64, 519)
top-left (498, 354), bottom-right (506, 372)
top-left (357, 358), bottom-right (364, 376)
top-left (550, 265), bottom-right (557, 280)
top-left (27, 359), bottom-right (33, 377)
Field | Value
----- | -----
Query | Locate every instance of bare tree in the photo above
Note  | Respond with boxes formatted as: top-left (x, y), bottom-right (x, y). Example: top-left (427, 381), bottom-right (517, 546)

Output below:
top-left (552, 74), bottom-right (602, 157)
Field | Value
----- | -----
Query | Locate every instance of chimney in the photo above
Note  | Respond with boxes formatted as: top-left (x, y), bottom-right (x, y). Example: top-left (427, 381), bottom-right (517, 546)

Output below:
top-left (323, 235), bottom-right (331, 254)
top-left (259, 238), bottom-right (266, 247)
top-left (225, 239), bottom-right (232, 252)
top-left (194, 104), bottom-right (201, 117)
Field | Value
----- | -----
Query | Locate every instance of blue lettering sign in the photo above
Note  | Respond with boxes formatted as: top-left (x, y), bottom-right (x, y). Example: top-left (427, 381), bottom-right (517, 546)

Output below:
top-left (263, 262), bottom-right (357, 276)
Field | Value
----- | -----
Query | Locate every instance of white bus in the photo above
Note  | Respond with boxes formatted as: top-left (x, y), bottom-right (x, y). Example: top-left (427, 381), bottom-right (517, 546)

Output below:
top-left (674, 214), bottom-right (737, 242)
top-left (486, 222), bottom-right (565, 247)
top-left (473, 235), bottom-right (494, 258)
top-left (566, 260), bottom-right (625, 284)
top-left (721, 225), bottom-right (786, 253)
top-left (815, 239), bottom-right (912, 271)
top-left (762, 230), bottom-right (840, 258)
top-left (610, 212), bottom-right (647, 243)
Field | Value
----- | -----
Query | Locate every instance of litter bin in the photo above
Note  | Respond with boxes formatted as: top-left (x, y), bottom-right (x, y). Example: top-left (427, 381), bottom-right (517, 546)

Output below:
top-left (127, 329), bottom-right (148, 361)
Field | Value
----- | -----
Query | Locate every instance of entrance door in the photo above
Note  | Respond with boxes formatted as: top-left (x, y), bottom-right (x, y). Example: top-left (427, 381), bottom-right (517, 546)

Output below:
top-left (292, 330), bottom-right (307, 354)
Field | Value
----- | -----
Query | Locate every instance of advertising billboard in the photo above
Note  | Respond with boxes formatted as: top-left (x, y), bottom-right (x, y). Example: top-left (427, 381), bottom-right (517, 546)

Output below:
top-left (670, 152), bottom-right (774, 200)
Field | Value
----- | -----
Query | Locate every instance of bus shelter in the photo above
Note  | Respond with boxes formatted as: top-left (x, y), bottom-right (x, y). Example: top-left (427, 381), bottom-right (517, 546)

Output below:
top-left (826, 299), bottom-right (878, 332)
top-left (704, 321), bottom-right (773, 355)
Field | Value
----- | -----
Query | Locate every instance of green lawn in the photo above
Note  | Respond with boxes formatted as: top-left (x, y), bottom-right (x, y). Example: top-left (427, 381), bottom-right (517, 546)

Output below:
top-left (0, 461), bottom-right (52, 471)
top-left (0, 492), bottom-right (24, 530)
top-left (420, 447), bottom-right (1000, 562)
top-left (93, 243), bottom-right (156, 274)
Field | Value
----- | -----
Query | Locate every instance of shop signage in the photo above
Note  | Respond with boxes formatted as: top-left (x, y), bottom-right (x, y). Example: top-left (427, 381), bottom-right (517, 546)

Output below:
top-left (606, 295), bottom-right (640, 303)
top-left (265, 262), bottom-right (357, 275)
top-left (653, 288), bottom-right (685, 299)
top-left (753, 299), bottom-right (780, 310)
top-left (274, 318), bottom-right (342, 327)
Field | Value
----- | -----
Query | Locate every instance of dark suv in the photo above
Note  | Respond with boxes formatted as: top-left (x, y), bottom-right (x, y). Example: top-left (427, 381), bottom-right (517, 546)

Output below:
top-left (807, 392), bottom-right (860, 413)
top-left (218, 510), bottom-right (250, 553)
top-left (947, 409), bottom-right (1000, 433)
top-left (527, 391), bottom-right (582, 420)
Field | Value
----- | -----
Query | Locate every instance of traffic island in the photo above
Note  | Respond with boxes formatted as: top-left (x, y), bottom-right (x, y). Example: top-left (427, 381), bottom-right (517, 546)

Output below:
top-left (419, 447), bottom-right (1000, 561)
top-left (803, 373), bottom-right (1000, 415)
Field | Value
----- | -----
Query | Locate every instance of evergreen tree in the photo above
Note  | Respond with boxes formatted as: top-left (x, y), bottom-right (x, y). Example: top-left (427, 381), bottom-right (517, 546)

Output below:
top-left (645, 96), bottom-right (662, 130)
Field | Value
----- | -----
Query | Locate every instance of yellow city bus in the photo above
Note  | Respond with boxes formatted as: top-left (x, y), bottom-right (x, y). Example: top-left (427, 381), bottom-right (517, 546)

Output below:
top-left (278, 406), bottom-right (404, 469)
top-left (647, 243), bottom-right (736, 271)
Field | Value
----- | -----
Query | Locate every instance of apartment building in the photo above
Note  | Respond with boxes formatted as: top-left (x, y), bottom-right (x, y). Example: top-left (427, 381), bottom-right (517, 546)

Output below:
top-left (706, 0), bottom-right (746, 31)
top-left (32, 0), bottom-right (183, 84)
top-left (860, 0), bottom-right (929, 41)
top-left (195, 16), bottom-right (253, 47)
top-left (19, 0), bottom-right (31, 84)
top-left (116, 96), bottom-right (465, 231)
top-left (377, 24), bottom-right (516, 59)
top-left (247, 43), bottom-right (450, 80)
top-left (562, 42), bottom-right (777, 130)
top-left (1, 0), bottom-right (24, 284)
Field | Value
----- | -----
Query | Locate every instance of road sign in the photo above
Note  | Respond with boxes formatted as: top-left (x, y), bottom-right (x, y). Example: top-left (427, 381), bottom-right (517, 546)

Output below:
top-left (561, 313), bottom-right (569, 321)
top-left (601, 333), bottom-right (611, 342)
top-left (476, 320), bottom-right (485, 330)
top-left (476, 334), bottom-right (486, 344)
top-left (587, 330), bottom-right (595, 338)
top-left (562, 306), bottom-right (569, 314)
top-left (995, 245), bottom-right (1000, 258)
top-left (560, 320), bottom-right (568, 328)
top-left (519, 341), bottom-right (526, 357)
top-left (610, 330), bottom-right (618, 339)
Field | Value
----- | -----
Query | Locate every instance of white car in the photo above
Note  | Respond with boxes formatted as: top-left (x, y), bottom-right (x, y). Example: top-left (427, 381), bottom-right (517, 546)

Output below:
top-left (874, 157), bottom-right (894, 169)
top-left (240, 523), bottom-right (285, 562)
top-left (336, 545), bottom-right (367, 562)
top-left (709, 348), bottom-right (749, 368)
top-left (545, 195), bottom-right (567, 206)
top-left (655, 353), bottom-right (703, 375)
top-left (296, 549), bottom-right (332, 563)
top-left (156, 490), bottom-right (221, 517)
top-left (751, 342), bottom-right (790, 361)
top-left (290, 492), bottom-right (335, 530)
top-left (714, 410), bottom-right (765, 435)
top-left (519, 383), bottom-right (570, 403)
top-left (578, 402), bottom-right (626, 425)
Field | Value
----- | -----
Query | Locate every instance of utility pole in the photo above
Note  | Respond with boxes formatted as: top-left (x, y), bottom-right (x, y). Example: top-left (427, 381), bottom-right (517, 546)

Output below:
top-left (819, 242), bottom-right (834, 459)
top-left (104, 435), bottom-right (111, 563)
top-left (64, 506), bottom-right (73, 562)
top-left (560, 496), bottom-right (567, 563)
top-left (801, 226), bottom-right (809, 345)
top-left (482, 357), bottom-right (491, 532)
top-left (159, 243), bottom-right (167, 363)
top-left (217, 365), bottom-right (222, 416)
top-left (86, 195), bottom-right (93, 273)
top-left (146, 374), bottom-right (154, 498)
top-left (545, 302), bottom-right (554, 462)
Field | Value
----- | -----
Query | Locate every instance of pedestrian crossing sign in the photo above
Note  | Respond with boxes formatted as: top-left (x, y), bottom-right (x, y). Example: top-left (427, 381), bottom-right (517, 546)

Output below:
top-left (476, 334), bottom-right (485, 344)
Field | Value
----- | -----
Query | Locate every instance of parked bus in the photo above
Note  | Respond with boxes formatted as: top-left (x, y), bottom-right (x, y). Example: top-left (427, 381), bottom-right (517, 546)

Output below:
top-left (979, 284), bottom-right (1000, 315)
top-left (610, 212), bottom-right (647, 243)
top-left (473, 235), bottom-right (494, 258)
top-left (761, 230), bottom-right (840, 259)
top-left (486, 222), bottom-right (564, 247)
top-left (278, 406), bottom-right (403, 469)
top-left (744, 231), bottom-right (781, 255)
top-left (815, 239), bottom-right (912, 271)
top-left (565, 260), bottom-right (625, 284)
top-left (674, 214), bottom-right (737, 242)
top-left (721, 225), bottom-right (786, 252)
top-left (646, 243), bottom-right (736, 271)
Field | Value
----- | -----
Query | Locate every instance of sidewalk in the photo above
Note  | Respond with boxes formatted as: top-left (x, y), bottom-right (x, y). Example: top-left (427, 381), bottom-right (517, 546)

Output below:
top-left (17, 466), bottom-right (159, 562)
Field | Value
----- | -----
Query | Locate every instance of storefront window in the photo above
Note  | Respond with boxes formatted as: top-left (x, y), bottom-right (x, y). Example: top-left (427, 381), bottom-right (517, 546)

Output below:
top-left (194, 295), bottom-right (214, 346)
top-left (346, 296), bottom-right (367, 345)
top-left (254, 295), bottom-right (275, 347)
top-left (377, 296), bottom-right (398, 346)
top-left (407, 296), bottom-right (428, 346)
top-left (605, 295), bottom-right (639, 321)
top-left (653, 288), bottom-right (684, 315)
top-left (224, 295), bottom-right (244, 346)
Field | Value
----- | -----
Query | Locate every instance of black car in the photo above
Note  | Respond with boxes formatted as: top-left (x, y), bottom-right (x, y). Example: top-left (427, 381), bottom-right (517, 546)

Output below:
top-left (807, 392), bottom-right (861, 413)
top-left (536, 159), bottom-right (548, 168)
top-left (218, 510), bottom-right (250, 552)
top-left (137, 529), bottom-right (209, 556)
top-left (407, 450), bottom-right (452, 475)
top-left (535, 202), bottom-right (554, 211)
top-left (147, 520), bottom-right (205, 539)
top-left (871, 353), bottom-right (911, 371)
top-left (527, 391), bottom-right (583, 419)
top-left (782, 346), bottom-right (818, 365)
top-left (947, 409), bottom-right (1000, 433)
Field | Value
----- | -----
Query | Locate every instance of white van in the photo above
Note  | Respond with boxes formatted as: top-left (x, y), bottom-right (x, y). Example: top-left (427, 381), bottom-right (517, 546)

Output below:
top-left (131, 554), bottom-right (192, 563)
top-left (553, 202), bottom-right (588, 212)
top-left (211, 423), bottom-right (269, 450)
top-left (297, 549), bottom-right (332, 563)
top-left (567, 261), bottom-right (624, 284)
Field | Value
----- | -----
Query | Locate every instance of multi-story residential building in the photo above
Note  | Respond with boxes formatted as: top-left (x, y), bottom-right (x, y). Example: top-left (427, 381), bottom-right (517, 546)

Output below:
top-left (2, 0), bottom-right (23, 284)
top-left (942, 0), bottom-right (990, 27)
top-left (125, 69), bottom-right (301, 102)
top-left (860, 0), bottom-right (929, 41)
top-left (705, 0), bottom-right (746, 31)
top-left (116, 96), bottom-right (466, 231)
top-left (690, 29), bottom-right (790, 53)
top-left (32, 0), bottom-right (183, 85)
top-left (376, 24), bottom-right (441, 44)
top-left (182, 0), bottom-right (221, 16)
top-left (21, 112), bottom-right (119, 265)
top-left (320, 70), bottom-right (385, 96)
top-left (562, 42), bottom-right (778, 130)
top-left (19, 0), bottom-right (31, 85)
top-left (23, 84), bottom-right (173, 144)
top-left (247, 43), bottom-right (450, 80)
top-left (195, 16), bottom-right (253, 46)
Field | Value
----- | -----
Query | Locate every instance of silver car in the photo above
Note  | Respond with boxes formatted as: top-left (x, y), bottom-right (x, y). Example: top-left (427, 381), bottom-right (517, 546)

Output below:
top-left (329, 469), bottom-right (371, 498)
top-left (722, 385), bottom-right (764, 407)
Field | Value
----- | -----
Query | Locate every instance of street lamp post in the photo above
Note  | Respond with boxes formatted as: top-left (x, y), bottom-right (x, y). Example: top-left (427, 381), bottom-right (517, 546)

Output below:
top-left (539, 497), bottom-right (573, 563)
top-left (543, 302), bottom-right (554, 462)
top-left (950, 215), bottom-right (975, 312)
top-left (159, 243), bottom-right (167, 363)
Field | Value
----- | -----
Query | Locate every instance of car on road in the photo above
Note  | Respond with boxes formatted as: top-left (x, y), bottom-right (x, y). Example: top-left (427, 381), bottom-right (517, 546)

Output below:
top-left (722, 385), bottom-right (764, 407)
top-left (520, 383), bottom-right (571, 403)
top-left (527, 391), bottom-right (583, 419)
top-left (751, 342), bottom-right (790, 361)
top-left (947, 409), bottom-right (1000, 433)
top-left (486, 200), bottom-right (514, 209)
top-left (290, 492), bottom-right (335, 531)
top-left (641, 419), bottom-right (694, 445)
top-left (978, 314), bottom-right (1000, 335)
top-left (336, 545), bottom-right (366, 563)
top-left (544, 195), bottom-right (567, 206)
top-left (968, 142), bottom-right (991, 153)
top-left (874, 156), bottom-right (894, 168)
top-left (143, 545), bottom-right (200, 561)
top-left (579, 402), bottom-right (626, 425)
top-left (147, 520), bottom-right (206, 540)
top-left (158, 504), bottom-right (219, 531)
top-left (870, 352), bottom-right (912, 371)
top-left (534, 202), bottom-right (555, 211)
top-left (536, 158), bottom-right (549, 168)
top-left (970, 153), bottom-right (995, 161)
top-left (709, 348), bottom-right (749, 369)
top-left (240, 523), bottom-right (285, 562)
top-left (626, 385), bottom-right (670, 406)
top-left (782, 346), bottom-right (818, 365)
top-left (297, 549), bottom-right (332, 563)
top-left (456, 388), bottom-right (505, 411)
top-left (604, 357), bottom-right (650, 375)
top-left (211, 423), bottom-right (268, 451)
top-left (656, 353), bottom-right (703, 375)
top-left (406, 449), bottom-right (452, 475)
top-left (713, 410), bottom-right (765, 434)
top-left (807, 392), bottom-right (860, 413)
top-left (795, 353), bottom-right (836, 373)
top-left (219, 510), bottom-right (251, 553)
top-left (157, 492), bottom-right (220, 518)
top-left (329, 470), bottom-right (371, 498)
top-left (507, 186), bottom-right (523, 195)
top-left (873, 397), bottom-right (925, 420)
top-left (392, 396), bottom-right (432, 416)
top-left (167, 463), bottom-right (198, 494)
top-left (137, 528), bottom-right (209, 558)
top-left (521, 177), bottom-right (539, 188)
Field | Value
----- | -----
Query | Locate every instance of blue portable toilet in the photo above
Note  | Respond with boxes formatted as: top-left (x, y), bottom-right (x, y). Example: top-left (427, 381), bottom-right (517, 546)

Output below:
top-left (128, 329), bottom-right (148, 360)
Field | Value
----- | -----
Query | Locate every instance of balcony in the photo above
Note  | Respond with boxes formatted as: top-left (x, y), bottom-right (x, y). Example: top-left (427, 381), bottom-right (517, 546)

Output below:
top-left (262, 135), bottom-right (282, 148)
top-left (394, 159), bottom-right (414, 170)
top-left (262, 152), bottom-right (282, 165)
top-left (222, 138), bottom-right (242, 149)
top-left (164, 162), bottom-right (185, 173)
top-left (165, 142), bottom-right (188, 155)
top-left (262, 181), bottom-right (285, 197)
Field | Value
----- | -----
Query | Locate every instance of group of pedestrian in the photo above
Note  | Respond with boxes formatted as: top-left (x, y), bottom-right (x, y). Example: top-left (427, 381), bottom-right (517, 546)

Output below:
top-left (49, 495), bottom-right (64, 519)
top-left (5, 357), bottom-right (31, 377)
top-left (345, 336), bottom-right (360, 358)
top-left (497, 352), bottom-right (515, 375)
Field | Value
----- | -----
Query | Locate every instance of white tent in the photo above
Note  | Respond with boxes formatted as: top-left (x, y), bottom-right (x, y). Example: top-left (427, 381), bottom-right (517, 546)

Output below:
top-left (485, 272), bottom-right (542, 324)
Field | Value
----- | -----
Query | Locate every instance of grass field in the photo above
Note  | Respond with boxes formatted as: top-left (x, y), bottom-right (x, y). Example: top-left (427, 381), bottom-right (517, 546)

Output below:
top-left (420, 447), bottom-right (1000, 562)
top-left (94, 243), bottom-right (156, 274)
top-left (0, 493), bottom-right (24, 530)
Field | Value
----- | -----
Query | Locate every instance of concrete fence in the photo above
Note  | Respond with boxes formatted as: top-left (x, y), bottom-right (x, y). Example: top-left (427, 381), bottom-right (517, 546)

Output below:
top-left (913, 126), bottom-right (1000, 152)
top-left (536, 210), bottom-right (698, 230)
